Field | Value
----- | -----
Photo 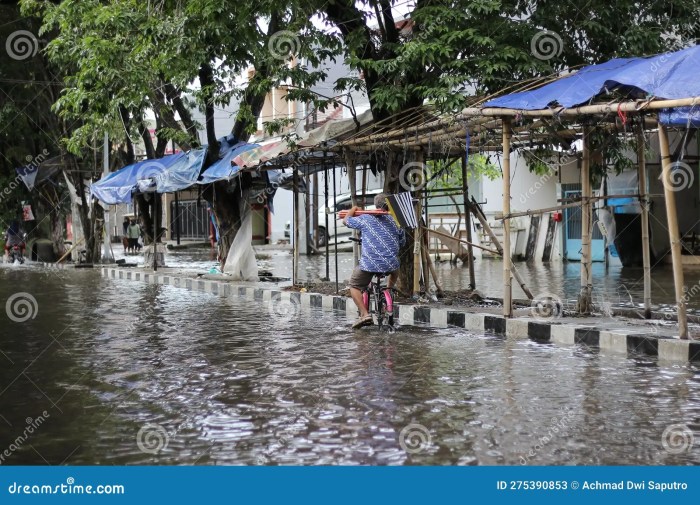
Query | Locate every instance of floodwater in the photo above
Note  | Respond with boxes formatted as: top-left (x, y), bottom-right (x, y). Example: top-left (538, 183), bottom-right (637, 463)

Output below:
top-left (0, 260), bottom-right (699, 465)
top-left (272, 249), bottom-right (700, 314)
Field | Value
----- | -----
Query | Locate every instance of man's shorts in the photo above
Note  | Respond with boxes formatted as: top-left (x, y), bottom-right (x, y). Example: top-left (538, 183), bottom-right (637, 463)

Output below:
top-left (349, 267), bottom-right (375, 290)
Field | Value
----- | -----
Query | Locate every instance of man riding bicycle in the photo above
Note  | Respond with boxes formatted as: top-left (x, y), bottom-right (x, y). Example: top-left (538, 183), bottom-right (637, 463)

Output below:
top-left (4, 220), bottom-right (26, 260)
top-left (343, 193), bottom-right (405, 328)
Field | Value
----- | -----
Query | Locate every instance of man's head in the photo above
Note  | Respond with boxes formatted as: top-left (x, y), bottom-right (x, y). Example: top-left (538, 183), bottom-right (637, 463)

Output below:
top-left (374, 193), bottom-right (389, 211)
top-left (130, 219), bottom-right (135, 225)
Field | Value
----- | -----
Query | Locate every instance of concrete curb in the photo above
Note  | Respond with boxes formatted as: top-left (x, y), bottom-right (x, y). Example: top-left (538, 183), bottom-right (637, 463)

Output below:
top-left (101, 267), bottom-right (700, 364)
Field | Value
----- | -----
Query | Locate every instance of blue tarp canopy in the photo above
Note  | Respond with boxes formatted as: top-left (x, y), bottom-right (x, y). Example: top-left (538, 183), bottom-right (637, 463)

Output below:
top-left (198, 143), bottom-right (259, 185)
top-left (91, 152), bottom-right (186, 204)
top-left (157, 148), bottom-right (206, 193)
top-left (484, 45), bottom-right (700, 116)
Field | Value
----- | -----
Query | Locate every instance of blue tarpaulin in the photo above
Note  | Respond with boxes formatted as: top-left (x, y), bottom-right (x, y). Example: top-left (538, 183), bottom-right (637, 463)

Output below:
top-left (91, 152), bottom-right (185, 204)
top-left (198, 143), bottom-right (259, 185)
top-left (156, 148), bottom-right (206, 193)
top-left (484, 45), bottom-right (700, 118)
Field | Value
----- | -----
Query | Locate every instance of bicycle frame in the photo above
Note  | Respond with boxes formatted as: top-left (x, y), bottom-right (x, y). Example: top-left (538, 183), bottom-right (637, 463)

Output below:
top-left (361, 274), bottom-right (395, 332)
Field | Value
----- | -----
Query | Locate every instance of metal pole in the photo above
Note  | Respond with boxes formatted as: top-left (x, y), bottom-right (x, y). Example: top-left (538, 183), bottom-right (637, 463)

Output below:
top-left (313, 171), bottom-right (319, 253)
top-left (637, 128), bottom-right (652, 318)
top-left (101, 132), bottom-right (114, 263)
top-left (502, 119), bottom-right (513, 317)
top-left (293, 169), bottom-right (299, 285)
top-left (152, 196), bottom-right (158, 271)
top-left (461, 155), bottom-right (476, 289)
top-left (346, 151), bottom-right (359, 266)
top-left (324, 155), bottom-right (330, 281)
top-left (578, 127), bottom-right (592, 314)
top-left (332, 164), bottom-right (339, 293)
top-left (658, 121), bottom-right (688, 338)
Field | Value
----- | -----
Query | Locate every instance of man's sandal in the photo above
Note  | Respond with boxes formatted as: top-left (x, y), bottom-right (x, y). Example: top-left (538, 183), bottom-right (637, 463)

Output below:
top-left (352, 314), bottom-right (374, 329)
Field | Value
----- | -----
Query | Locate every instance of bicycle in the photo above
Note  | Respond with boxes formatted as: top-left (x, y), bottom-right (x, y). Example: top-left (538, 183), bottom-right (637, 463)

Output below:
top-left (349, 237), bottom-right (396, 333)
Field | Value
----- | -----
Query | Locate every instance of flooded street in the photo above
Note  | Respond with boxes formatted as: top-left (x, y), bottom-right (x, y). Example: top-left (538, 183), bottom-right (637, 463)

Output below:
top-left (1, 261), bottom-right (699, 465)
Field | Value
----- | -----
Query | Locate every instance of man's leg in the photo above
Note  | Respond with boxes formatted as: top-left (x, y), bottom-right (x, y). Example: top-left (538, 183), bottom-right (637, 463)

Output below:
top-left (350, 287), bottom-right (369, 318)
top-left (387, 271), bottom-right (399, 290)
top-left (349, 267), bottom-right (372, 320)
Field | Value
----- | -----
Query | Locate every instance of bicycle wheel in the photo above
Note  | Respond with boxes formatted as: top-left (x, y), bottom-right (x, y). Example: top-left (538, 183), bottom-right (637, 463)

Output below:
top-left (384, 288), bottom-right (395, 327)
top-left (373, 284), bottom-right (384, 330)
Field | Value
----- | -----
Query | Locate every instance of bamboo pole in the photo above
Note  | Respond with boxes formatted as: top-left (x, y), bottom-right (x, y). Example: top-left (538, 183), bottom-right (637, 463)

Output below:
top-left (658, 121), bottom-right (688, 339)
top-left (499, 195), bottom-right (639, 220)
top-left (461, 155), bottom-right (476, 289)
top-left (425, 227), bottom-right (501, 255)
top-left (502, 118), bottom-right (513, 317)
top-left (57, 236), bottom-right (85, 263)
top-left (421, 227), bottom-right (444, 295)
top-left (637, 128), bottom-right (652, 319)
top-left (458, 96), bottom-right (700, 119)
top-left (413, 152), bottom-right (424, 297)
top-left (578, 127), bottom-right (593, 314)
top-left (466, 202), bottom-right (533, 299)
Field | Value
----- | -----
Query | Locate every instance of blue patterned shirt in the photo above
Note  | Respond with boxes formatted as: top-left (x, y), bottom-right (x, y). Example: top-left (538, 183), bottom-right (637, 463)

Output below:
top-left (345, 214), bottom-right (405, 273)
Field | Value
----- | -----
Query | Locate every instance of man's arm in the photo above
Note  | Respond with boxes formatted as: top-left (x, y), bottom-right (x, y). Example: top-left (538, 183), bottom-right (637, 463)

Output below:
top-left (342, 206), bottom-right (360, 227)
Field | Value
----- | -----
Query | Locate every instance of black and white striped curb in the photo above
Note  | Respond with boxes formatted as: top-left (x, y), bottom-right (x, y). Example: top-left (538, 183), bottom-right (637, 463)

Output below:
top-left (101, 267), bottom-right (700, 363)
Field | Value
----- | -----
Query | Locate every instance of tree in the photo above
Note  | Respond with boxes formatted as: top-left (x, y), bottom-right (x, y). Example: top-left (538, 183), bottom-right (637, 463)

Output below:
top-left (23, 0), bottom-right (339, 264)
